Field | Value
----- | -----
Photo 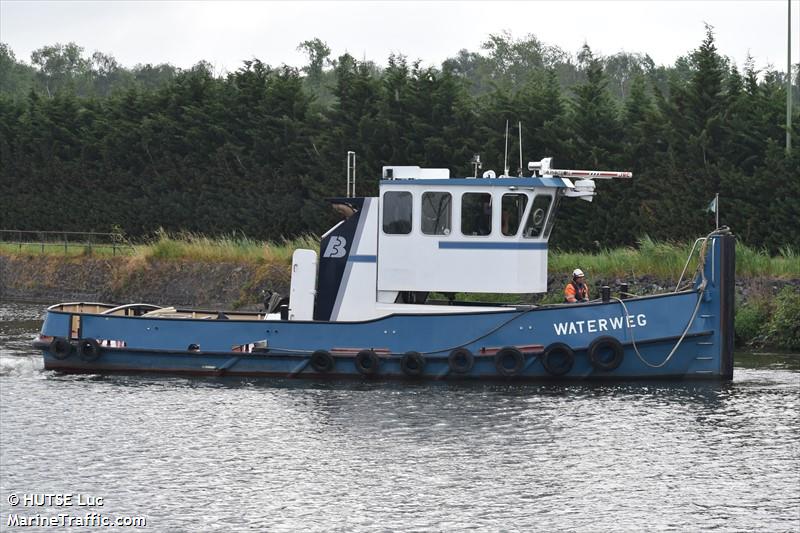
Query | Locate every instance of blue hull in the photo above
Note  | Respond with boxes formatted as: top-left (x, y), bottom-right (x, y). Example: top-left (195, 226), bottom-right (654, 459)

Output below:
top-left (35, 235), bottom-right (736, 381)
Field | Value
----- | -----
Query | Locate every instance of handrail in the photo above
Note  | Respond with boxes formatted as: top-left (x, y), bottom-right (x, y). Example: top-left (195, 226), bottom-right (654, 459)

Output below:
top-left (0, 229), bottom-right (134, 255)
top-left (101, 303), bottom-right (163, 315)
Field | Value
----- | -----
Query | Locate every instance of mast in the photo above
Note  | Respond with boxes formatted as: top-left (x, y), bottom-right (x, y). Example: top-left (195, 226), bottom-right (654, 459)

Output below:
top-left (346, 151), bottom-right (356, 197)
top-left (503, 120), bottom-right (510, 176)
top-left (518, 122), bottom-right (523, 176)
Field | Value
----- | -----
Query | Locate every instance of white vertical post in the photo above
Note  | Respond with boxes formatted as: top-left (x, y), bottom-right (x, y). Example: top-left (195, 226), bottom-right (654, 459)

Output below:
top-left (518, 121), bottom-right (523, 176)
top-left (503, 119), bottom-right (509, 177)
top-left (346, 151), bottom-right (356, 197)
top-left (715, 192), bottom-right (720, 229)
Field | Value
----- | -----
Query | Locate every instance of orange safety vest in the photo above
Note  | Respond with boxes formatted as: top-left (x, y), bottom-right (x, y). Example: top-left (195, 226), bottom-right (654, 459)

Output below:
top-left (564, 280), bottom-right (589, 303)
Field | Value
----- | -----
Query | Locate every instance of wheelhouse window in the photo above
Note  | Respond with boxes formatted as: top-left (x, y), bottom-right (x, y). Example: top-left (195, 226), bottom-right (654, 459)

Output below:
top-left (421, 192), bottom-right (452, 235)
top-left (461, 193), bottom-right (492, 236)
top-left (543, 195), bottom-right (560, 238)
top-left (501, 193), bottom-right (529, 236)
top-left (522, 194), bottom-right (552, 238)
top-left (383, 191), bottom-right (412, 234)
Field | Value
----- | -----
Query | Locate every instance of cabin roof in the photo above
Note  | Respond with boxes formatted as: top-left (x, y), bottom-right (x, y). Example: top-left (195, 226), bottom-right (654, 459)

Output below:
top-left (379, 177), bottom-right (569, 188)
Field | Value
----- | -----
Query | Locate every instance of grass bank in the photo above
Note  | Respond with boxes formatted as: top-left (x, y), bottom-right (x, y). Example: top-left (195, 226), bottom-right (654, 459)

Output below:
top-left (4, 232), bottom-right (796, 279)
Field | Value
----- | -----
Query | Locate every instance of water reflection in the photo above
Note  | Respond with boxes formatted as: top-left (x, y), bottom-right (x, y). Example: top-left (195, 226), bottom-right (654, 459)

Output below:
top-left (1, 301), bottom-right (799, 531)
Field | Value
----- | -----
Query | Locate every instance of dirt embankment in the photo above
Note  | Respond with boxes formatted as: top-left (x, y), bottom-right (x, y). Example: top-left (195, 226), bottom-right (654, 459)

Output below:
top-left (0, 255), bottom-right (290, 310)
top-left (1, 254), bottom-right (796, 310)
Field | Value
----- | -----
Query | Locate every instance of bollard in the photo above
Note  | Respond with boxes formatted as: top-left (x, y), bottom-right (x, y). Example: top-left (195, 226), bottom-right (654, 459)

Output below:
top-left (601, 286), bottom-right (610, 302)
top-left (620, 283), bottom-right (629, 300)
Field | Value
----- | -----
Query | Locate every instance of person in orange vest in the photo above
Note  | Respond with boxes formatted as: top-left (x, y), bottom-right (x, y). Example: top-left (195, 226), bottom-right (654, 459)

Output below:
top-left (564, 268), bottom-right (590, 303)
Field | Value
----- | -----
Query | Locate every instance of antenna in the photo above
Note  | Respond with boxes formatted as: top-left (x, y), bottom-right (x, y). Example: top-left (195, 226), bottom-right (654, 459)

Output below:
top-left (527, 158), bottom-right (632, 179)
top-left (503, 120), bottom-right (509, 177)
top-left (518, 121), bottom-right (523, 176)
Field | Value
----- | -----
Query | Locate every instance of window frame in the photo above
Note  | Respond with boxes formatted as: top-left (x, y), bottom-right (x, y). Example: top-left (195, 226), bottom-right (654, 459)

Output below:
top-left (459, 191), bottom-right (494, 237)
top-left (420, 191), bottom-right (453, 236)
top-left (382, 190), bottom-right (414, 235)
top-left (500, 192), bottom-right (530, 237)
top-left (522, 193), bottom-right (554, 239)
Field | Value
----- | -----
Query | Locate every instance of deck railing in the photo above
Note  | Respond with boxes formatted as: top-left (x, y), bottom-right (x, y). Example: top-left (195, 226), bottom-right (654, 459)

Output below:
top-left (0, 230), bottom-right (134, 255)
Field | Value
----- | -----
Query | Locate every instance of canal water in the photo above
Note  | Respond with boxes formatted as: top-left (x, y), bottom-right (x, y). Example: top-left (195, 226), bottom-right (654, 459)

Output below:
top-left (1, 301), bottom-right (798, 532)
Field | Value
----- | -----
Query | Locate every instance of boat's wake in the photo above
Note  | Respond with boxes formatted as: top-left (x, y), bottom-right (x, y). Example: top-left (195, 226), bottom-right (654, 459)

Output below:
top-left (0, 353), bottom-right (43, 377)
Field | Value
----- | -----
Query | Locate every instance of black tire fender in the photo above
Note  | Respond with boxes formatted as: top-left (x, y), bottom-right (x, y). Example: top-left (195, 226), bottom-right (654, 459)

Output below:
top-left (77, 338), bottom-right (101, 362)
top-left (355, 349), bottom-right (380, 375)
top-left (448, 348), bottom-right (474, 374)
top-left (50, 337), bottom-right (72, 360)
top-left (310, 350), bottom-right (335, 373)
top-left (542, 342), bottom-right (575, 376)
top-left (587, 336), bottom-right (624, 371)
top-left (400, 351), bottom-right (426, 377)
top-left (494, 347), bottom-right (525, 376)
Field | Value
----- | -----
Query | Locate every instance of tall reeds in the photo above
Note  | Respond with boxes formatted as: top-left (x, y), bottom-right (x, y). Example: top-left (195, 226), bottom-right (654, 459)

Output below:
top-left (138, 229), bottom-right (319, 264)
top-left (2, 233), bottom-right (797, 279)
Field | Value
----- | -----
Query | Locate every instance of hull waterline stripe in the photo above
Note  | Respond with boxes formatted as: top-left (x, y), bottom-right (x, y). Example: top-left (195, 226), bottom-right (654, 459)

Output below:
top-left (439, 242), bottom-right (548, 250)
top-left (40, 364), bottom-right (725, 382)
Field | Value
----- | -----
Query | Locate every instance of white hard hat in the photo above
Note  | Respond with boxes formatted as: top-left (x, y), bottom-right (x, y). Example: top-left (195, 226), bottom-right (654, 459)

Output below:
top-left (573, 268), bottom-right (585, 277)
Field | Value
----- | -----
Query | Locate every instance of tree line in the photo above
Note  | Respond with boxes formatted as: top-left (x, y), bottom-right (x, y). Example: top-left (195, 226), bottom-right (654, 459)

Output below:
top-left (1, 29), bottom-right (798, 252)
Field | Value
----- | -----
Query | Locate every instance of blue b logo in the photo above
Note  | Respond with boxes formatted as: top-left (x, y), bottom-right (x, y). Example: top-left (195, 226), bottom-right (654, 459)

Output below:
top-left (323, 236), bottom-right (348, 258)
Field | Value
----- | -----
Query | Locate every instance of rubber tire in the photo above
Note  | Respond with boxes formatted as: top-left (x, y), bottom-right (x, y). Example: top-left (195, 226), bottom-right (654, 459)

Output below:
top-left (77, 338), bottom-right (101, 362)
top-left (50, 337), bottom-right (72, 360)
top-left (494, 347), bottom-right (525, 376)
top-left (310, 350), bottom-right (335, 373)
top-left (587, 336), bottom-right (624, 371)
top-left (400, 351), bottom-right (426, 377)
top-left (542, 343), bottom-right (575, 376)
top-left (355, 349), bottom-right (379, 375)
top-left (448, 348), bottom-right (474, 374)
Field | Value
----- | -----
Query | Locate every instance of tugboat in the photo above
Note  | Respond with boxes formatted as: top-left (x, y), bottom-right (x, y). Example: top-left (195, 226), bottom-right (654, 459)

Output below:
top-left (34, 156), bottom-right (735, 380)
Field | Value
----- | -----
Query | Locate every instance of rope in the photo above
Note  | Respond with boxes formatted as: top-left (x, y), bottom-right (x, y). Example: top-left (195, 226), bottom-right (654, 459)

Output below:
top-left (612, 283), bottom-right (705, 368)
top-left (615, 227), bottom-right (726, 368)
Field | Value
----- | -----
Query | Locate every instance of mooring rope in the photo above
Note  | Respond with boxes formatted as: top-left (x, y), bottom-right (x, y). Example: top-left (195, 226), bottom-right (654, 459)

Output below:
top-left (615, 227), bottom-right (727, 369)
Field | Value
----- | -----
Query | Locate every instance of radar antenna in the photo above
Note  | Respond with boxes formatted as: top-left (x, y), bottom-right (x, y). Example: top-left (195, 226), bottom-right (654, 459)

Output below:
top-left (527, 157), bottom-right (632, 179)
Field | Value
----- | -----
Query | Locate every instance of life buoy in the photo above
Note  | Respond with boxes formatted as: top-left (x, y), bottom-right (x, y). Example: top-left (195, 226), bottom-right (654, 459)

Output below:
top-left (448, 348), bottom-right (474, 374)
top-left (494, 347), bottom-right (525, 376)
top-left (77, 338), bottom-right (101, 362)
top-left (50, 337), bottom-right (72, 360)
top-left (400, 351), bottom-right (426, 376)
top-left (587, 336), bottom-right (624, 371)
top-left (355, 349), bottom-right (379, 375)
top-left (541, 343), bottom-right (575, 376)
top-left (310, 350), bottom-right (335, 373)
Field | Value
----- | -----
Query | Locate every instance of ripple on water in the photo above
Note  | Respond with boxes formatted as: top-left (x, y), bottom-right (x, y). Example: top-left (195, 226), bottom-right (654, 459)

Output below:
top-left (1, 302), bottom-right (798, 532)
